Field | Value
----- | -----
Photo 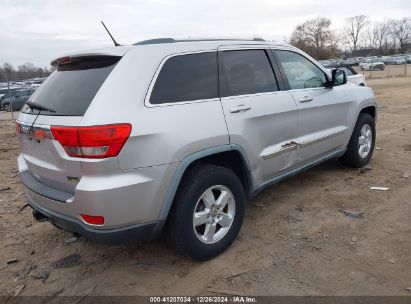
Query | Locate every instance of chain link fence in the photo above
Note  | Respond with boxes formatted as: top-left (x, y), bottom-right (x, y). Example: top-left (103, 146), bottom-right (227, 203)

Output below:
top-left (354, 63), bottom-right (410, 79)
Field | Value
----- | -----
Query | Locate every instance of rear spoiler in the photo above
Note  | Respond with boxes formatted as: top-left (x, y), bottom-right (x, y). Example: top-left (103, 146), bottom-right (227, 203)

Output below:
top-left (50, 46), bottom-right (130, 68)
top-left (51, 55), bottom-right (121, 71)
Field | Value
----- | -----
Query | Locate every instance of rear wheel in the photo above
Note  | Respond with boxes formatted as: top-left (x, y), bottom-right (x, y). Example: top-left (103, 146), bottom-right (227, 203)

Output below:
top-left (340, 113), bottom-right (375, 168)
top-left (166, 164), bottom-right (245, 261)
top-left (4, 103), bottom-right (12, 112)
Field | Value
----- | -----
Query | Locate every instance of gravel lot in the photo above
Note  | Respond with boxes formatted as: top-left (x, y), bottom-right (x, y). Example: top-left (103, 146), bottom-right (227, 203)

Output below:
top-left (0, 77), bottom-right (410, 297)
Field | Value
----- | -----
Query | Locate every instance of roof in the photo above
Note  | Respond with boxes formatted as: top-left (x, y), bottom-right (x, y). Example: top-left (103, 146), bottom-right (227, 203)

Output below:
top-left (51, 38), bottom-right (291, 65)
top-left (133, 37), bottom-right (266, 45)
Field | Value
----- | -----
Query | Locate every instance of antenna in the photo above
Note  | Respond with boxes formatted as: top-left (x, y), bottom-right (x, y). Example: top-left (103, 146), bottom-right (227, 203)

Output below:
top-left (101, 21), bottom-right (121, 47)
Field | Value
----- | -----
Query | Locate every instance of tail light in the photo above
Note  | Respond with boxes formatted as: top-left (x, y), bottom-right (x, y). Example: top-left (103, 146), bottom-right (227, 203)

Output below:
top-left (50, 124), bottom-right (131, 158)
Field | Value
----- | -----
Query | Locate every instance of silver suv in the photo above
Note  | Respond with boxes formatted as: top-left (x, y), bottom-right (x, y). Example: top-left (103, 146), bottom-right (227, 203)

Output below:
top-left (17, 38), bottom-right (377, 260)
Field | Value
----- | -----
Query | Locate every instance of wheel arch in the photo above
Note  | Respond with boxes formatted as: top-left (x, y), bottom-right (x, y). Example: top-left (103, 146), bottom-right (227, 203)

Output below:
top-left (156, 145), bottom-right (252, 229)
top-left (359, 105), bottom-right (376, 120)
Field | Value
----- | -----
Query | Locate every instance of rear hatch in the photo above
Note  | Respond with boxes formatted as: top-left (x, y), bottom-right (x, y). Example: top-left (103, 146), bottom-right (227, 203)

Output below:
top-left (17, 54), bottom-right (122, 193)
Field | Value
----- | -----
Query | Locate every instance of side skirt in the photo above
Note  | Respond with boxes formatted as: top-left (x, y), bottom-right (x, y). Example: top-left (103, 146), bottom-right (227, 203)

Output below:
top-left (251, 148), bottom-right (346, 197)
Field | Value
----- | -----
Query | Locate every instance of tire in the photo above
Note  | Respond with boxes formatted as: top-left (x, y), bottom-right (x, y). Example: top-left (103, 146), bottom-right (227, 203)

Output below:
top-left (4, 103), bottom-right (12, 112)
top-left (166, 164), bottom-right (245, 261)
top-left (340, 113), bottom-right (376, 168)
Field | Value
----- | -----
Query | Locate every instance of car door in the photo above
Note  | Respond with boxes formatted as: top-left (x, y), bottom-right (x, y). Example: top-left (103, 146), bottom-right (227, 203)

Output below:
top-left (218, 46), bottom-right (299, 187)
top-left (16, 90), bottom-right (30, 108)
top-left (10, 91), bottom-right (24, 108)
top-left (274, 49), bottom-right (349, 164)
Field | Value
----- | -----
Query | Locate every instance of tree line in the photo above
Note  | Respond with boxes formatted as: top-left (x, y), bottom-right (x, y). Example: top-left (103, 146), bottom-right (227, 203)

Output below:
top-left (290, 16), bottom-right (411, 60)
top-left (0, 62), bottom-right (54, 82)
top-left (1, 15), bottom-right (410, 81)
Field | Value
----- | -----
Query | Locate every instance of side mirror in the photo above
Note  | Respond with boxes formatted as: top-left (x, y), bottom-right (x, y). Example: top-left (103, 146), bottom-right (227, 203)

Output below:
top-left (331, 69), bottom-right (347, 86)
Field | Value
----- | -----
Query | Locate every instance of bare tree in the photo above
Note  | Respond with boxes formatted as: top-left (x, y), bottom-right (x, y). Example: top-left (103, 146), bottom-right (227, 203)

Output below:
top-left (17, 62), bottom-right (36, 73)
top-left (374, 21), bottom-right (392, 54)
top-left (343, 15), bottom-right (369, 56)
top-left (365, 24), bottom-right (378, 50)
top-left (390, 18), bottom-right (411, 53)
top-left (290, 17), bottom-right (336, 59)
top-left (364, 21), bottom-right (391, 54)
top-left (0, 62), bottom-right (51, 82)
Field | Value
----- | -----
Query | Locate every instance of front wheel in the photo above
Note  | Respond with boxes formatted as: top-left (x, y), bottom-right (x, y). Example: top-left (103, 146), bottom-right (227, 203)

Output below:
top-left (340, 113), bottom-right (376, 168)
top-left (166, 164), bottom-right (245, 261)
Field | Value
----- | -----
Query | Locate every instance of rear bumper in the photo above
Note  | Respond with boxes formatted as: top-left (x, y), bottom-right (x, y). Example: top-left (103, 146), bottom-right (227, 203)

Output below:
top-left (17, 152), bottom-right (178, 244)
top-left (17, 154), bottom-right (178, 230)
top-left (27, 189), bottom-right (161, 244)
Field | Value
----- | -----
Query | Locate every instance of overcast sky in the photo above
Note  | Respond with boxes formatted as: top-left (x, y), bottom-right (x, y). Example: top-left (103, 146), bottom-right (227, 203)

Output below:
top-left (1, 0), bottom-right (410, 67)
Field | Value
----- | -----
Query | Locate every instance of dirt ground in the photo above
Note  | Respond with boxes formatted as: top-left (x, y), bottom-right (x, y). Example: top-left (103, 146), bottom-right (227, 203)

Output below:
top-left (0, 77), bottom-right (410, 297)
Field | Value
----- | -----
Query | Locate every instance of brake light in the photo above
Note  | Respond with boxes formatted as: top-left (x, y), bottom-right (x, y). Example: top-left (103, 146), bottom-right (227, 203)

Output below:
top-left (50, 124), bottom-right (131, 158)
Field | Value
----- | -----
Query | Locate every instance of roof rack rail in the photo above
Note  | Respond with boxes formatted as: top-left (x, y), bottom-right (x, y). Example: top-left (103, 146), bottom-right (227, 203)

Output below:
top-left (134, 38), bottom-right (176, 45)
top-left (133, 37), bottom-right (266, 46)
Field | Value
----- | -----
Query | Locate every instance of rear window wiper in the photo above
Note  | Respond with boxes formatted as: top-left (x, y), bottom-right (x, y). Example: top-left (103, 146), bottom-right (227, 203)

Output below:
top-left (25, 101), bottom-right (55, 113)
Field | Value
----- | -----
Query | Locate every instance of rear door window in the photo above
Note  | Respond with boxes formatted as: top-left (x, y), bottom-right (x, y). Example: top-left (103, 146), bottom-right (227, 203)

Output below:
top-left (150, 52), bottom-right (218, 104)
top-left (222, 50), bottom-right (278, 97)
top-left (21, 56), bottom-right (120, 116)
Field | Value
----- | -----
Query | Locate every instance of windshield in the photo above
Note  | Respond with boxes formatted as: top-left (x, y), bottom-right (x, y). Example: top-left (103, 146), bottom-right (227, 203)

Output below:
top-left (21, 55), bottom-right (120, 116)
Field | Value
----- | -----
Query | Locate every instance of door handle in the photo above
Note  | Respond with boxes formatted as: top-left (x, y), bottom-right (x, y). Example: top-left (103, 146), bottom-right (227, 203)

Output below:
top-left (229, 104), bottom-right (252, 113)
top-left (299, 96), bottom-right (313, 103)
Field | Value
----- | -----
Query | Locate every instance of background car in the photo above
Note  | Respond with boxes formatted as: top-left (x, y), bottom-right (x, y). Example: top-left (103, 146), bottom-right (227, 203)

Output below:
top-left (0, 88), bottom-right (8, 99)
top-left (0, 86), bottom-right (23, 99)
top-left (337, 66), bottom-right (366, 86)
top-left (359, 59), bottom-right (385, 71)
top-left (1, 88), bottom-right (36, 111)
top-left (0, 88), bottom-right (24, 103)
top-left (342, 57), bottom-right (356, 66)
top-left (391, 56), bottom-right (406, 64)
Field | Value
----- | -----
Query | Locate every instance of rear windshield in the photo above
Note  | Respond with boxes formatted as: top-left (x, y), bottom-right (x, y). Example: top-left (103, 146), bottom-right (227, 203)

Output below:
top-left (21, 56), bottom-right (120, 116)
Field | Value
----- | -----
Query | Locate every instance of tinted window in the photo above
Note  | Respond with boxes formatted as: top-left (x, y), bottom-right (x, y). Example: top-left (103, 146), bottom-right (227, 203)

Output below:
top-left (276, 51), bottom-right (327, 90)
top-left (340, 67), bottom-right (354, 76)
top-left (15, 91), bottom-right (25, 98)
top-left (150, 52), bottom-right (218, 104)
top-left (223, 50), bottom-right (278, 96)
top-left (21, 56), bottom-right (119, 116)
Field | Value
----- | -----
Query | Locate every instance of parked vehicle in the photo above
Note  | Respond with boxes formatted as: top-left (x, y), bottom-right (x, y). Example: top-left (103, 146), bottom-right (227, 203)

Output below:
top-left (391, 56), bottom-right (406, 65)
top-left (16, 38), bottom-right (377, 260)
top-left (0, 88), bottom-right (8, 99)
top-left (330, 66), bottom-right (366, 86)
top-left (318, 60), bottom-right (331, 67)
top-left (359, 59), bottom-right (385, 71)
top-left (342, 58), bottom-right (356, 67)
top-left (0, 88), bottom-right (23, 103)
top-left (0, 86), bottom-right (22, 99)
top-left (1, 88), bottom-right (36, 111)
